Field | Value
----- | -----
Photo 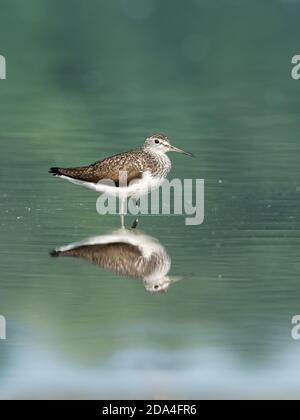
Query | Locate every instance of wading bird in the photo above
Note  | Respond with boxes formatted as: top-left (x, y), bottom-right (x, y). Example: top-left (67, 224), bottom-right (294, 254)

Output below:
top-left (49, 134), bottom-right (193, 227)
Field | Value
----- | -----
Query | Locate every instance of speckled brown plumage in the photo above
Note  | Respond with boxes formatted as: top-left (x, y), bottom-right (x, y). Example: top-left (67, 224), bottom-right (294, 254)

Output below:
top-left (49, 147), bottom-right (170, 186)
top-left (53, 242), bottom-right (165, 280)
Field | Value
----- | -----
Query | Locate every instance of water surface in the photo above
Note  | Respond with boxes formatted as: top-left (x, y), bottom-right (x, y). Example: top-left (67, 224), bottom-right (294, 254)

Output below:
top-left (0, 0), bottom-right (300, 399)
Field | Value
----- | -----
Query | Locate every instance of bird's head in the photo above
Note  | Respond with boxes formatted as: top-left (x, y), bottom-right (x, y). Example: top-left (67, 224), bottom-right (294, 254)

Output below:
top-left (143, 275), bottom-right (183, 293)
top-left (143, 134), bottom-right (193, 157)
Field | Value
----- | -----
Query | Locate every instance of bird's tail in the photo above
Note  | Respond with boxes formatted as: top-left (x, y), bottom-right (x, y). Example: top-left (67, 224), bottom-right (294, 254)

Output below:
top-left (49, 167), bottom-right (62, 176)
top-left (49, 249), bottom-right (61, 257)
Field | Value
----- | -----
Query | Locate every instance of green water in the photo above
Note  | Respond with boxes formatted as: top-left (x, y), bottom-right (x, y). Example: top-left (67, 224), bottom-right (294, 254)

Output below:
top-left (1, 0), bottom-right (300, 399)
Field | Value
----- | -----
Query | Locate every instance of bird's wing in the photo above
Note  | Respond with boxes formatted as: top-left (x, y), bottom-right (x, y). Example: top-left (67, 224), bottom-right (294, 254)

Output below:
top-left (50, 150), bottom-right (143, 186)
top-left (53, 242), bottom-right (147, 278)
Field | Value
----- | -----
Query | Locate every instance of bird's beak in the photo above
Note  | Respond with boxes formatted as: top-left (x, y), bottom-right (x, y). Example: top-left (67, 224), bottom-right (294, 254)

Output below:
top-left (170, 145), bottom-right (194, 157)
top-left (169, 276), bottom-right (183, 284)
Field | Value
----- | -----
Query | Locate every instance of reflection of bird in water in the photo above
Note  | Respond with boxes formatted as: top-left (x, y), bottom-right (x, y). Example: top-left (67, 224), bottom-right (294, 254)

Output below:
top-left (50, 229), bottom-right (181, 293)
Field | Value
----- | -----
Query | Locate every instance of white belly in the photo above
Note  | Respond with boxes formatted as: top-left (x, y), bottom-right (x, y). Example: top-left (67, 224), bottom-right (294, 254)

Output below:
top-left (59, 171), bottom-right (165, 199)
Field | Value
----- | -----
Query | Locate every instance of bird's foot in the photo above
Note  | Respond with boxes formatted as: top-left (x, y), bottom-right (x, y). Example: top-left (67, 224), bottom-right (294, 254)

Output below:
top-left (131, 218), bottom-right (139, 229)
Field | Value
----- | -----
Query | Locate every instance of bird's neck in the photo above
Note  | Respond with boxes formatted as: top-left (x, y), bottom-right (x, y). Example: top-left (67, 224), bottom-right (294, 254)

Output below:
top-left (143, 148), bottom-right (169, 160)
top-left (143, 149), bottom-right (171, 177)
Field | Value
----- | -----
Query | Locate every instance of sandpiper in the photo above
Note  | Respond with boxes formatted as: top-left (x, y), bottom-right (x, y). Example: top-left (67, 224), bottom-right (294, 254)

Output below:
top-left (49, 133), bottom-right (192, 226)
top-left (50, 228), bottom-right (182, 293)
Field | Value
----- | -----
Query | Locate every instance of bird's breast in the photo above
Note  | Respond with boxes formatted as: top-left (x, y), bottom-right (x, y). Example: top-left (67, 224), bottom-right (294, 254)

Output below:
top-left (147, 153), bottom-right (171, 178)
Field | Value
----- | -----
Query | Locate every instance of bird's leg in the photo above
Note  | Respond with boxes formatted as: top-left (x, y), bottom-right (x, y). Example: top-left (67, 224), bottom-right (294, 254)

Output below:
top-left (131, 198), bottom-right (140, 229)
top-left (120, 197), bottom-right (125, 228)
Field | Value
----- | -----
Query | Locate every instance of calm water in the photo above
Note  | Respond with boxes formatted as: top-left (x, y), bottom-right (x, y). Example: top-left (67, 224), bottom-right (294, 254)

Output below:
top-left (1, 0), bottom-right (300, 399)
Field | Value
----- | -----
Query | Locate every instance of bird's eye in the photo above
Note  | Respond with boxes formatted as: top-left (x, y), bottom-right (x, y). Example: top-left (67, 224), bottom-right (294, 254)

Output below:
top-left (154, 139), bottom-right (160, 144)
top-left (154, 285), bottom-right (159, 289)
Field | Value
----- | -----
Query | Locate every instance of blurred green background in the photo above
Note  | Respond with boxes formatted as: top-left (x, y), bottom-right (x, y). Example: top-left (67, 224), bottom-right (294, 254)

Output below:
top-left (0, 0), bottom-right (300, 399)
